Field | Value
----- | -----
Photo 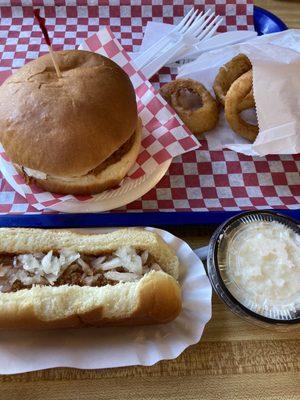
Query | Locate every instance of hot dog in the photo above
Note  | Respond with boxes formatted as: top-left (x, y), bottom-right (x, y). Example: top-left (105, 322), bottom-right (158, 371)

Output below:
top-left (0, 228), bottom-right (181, 329)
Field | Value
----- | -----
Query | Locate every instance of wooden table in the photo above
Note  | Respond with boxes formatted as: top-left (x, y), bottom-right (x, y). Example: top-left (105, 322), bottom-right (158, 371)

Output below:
top-left (2, 3), bottom-right (300, 400)
top-left (255, 0), bottom-right (300, 29)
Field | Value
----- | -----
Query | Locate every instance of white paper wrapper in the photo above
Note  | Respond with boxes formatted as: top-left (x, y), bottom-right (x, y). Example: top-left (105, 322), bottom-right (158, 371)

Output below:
top-left (178, 29), bottom-right (300, 156)
top-left (0, 227), bottom-right (212, 374)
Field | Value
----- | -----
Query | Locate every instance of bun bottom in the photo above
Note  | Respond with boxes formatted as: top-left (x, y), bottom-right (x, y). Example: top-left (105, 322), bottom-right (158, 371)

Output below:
top-left (17, 119), bottom-right (142, 195)
top-left (0, 271), bottom-right (181, 329)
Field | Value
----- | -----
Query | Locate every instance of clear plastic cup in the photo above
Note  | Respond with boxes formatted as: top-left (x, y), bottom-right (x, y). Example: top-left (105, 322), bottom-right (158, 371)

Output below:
top-left (207, 211), bottom-right (300, 331)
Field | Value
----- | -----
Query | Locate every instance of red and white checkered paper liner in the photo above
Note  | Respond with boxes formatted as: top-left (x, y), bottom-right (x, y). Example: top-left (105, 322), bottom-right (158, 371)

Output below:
top-left (0, 26), bottom-right (199, 210)
top-left (0, 1), bottom-right (299, 214)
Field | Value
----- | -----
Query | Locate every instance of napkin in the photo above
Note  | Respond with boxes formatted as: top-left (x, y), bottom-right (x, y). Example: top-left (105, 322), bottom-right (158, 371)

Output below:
top-left (178, 29), bottom-right (300, 156)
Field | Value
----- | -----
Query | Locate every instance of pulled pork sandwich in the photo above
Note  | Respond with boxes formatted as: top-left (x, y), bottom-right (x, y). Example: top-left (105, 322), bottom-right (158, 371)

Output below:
top-left (0, 50), bottom-right (141, 194)
top-left (0, 228), bottom-right (181, 329)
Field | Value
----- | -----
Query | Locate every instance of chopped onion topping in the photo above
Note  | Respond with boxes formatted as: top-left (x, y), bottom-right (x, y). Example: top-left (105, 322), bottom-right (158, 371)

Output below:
top-left (0, 246), bottom-right (162, 291)
top-left (91, 256), bottom-right (106, 269)
top-left (104, 271), bottom-right (140, 282)
top-left (83, 275), bottom-right (98, 286)
top-left (41, 251), bottom-right (56, 274)
top-left (33, 252), bottom-right (45, 259)
top-left (100, 257), bottom-right (123, 271)
top-left (77, 258), bottom-right (93, 275)
top-left (115, 246), bottom-right (143, 274)
top-left (17, 254), bottom-right (40, 272)
top-left (141, 251), bottom-right (149, 265)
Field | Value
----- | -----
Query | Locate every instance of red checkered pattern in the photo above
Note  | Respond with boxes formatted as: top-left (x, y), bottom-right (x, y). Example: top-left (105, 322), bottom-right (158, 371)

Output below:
top-left (119, 147), bottom-right (300, 212)
top-left (0, 1), bottom-right (253, 72)
top-left (0, 1), bottom-right (299, 213)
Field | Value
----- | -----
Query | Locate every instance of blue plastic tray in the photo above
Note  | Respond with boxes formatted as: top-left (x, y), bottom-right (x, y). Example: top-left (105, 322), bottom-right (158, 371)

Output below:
top-left (254, 5), bottom-right (287, 35)
top-left (1, 7), bottom-right (296, 228)
top-left (0, 210), bottom-right (298, 228)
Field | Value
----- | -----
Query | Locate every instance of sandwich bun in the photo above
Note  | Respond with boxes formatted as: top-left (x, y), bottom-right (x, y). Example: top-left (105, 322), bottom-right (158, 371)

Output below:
top-left (0, 50), bottom-right (139, 194)
top-left (0, 228), bottom-right (181, 329)
top-left (15, 119), bottom-right (141, 195)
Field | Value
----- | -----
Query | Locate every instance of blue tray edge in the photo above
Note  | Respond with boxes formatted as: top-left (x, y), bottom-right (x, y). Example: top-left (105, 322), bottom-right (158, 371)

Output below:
top-left (0, 210), bottom-right (299, 227)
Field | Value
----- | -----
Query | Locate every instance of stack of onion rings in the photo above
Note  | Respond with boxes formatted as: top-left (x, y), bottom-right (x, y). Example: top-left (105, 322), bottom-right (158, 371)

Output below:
top-left (224, 70), bottom-right (259, 142)
top-left (159, 54), bottom-right (259, 143)
top-left (213, 53), bottom-right (252, 106)
top-left (213, 53), bottom-right (259, 142)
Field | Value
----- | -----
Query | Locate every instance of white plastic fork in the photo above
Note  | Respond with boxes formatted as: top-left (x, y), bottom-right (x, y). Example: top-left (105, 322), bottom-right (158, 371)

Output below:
top-left (157, 9), bottom-right (215, 58)
top-left (133, 8), bottom-right (212, 71)
top-left (140, 14), bottom-right (223, 79)
top-left (132, 8), bottom-right (197, 70)
top-left (167, 13), bottom-right (223, 64)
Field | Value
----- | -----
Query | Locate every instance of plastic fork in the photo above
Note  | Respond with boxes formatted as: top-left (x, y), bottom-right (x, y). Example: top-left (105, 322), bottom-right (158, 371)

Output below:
top-left (167, 14), bottom-right (223, 64)
top-left (132, 8), bottom-right (198, 70)
top-left (154, 10), bottom-right (216, 61)
top-left (140, 14), bottom-right (223, 79)
top-left (133, 8), bottom-right (212, 71)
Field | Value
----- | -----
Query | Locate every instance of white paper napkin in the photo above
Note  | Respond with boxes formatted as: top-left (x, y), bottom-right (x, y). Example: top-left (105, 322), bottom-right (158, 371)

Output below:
top-left (178, 29), bottom-right (300, 156)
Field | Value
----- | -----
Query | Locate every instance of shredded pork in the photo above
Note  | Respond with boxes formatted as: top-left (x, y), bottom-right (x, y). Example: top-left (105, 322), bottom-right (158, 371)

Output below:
top-left (0, 246), bottom-right (162, 293)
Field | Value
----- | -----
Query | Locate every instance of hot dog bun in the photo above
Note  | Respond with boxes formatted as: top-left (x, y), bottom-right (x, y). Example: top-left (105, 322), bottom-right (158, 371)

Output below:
top-left (0, 271), bottom-right (181, 329)
top-left (0, 228), bottom-right (181, 329)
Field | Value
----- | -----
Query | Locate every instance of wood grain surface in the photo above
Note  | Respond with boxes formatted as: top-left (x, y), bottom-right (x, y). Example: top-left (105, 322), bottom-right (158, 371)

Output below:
top-left (1, 3), bottom-right (300, 400)
top-left (255, 0), bottom-right (300, 29)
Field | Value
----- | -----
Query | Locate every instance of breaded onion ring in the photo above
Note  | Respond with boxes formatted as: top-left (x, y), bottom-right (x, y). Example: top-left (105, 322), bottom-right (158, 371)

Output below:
top-left (213, 54), bottom-right (252, 107)
top-left (160, 79), bottom-right (219, 136)
top-left (238, 88), bottom-right (255, 111)
top-left (225, 70), bottom-right (259, 142)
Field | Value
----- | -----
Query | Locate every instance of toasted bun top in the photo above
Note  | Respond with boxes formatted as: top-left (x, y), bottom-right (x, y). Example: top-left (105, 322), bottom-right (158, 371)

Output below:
top-left (0, 50), bottom-right (137, 177)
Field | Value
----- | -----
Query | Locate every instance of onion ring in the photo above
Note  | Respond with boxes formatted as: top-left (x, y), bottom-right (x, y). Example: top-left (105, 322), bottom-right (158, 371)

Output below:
top-left (213, 54), bottom-right (252, 107)
top-left (224, 70), bottom-right (259, 142)
top-left (160, 79), bottom-right (219, 136)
